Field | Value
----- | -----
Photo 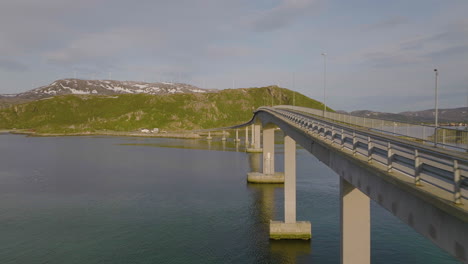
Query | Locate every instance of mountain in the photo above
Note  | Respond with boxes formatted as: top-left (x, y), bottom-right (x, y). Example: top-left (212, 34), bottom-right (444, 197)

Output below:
top-left (399, 108), bottom-right (468, 123)
top-left (0, 86), bottom-right (328, 133)
top-left (344, 107), bottom-right (468, 123)
top-left (0, 79), bottom-right (215, 108)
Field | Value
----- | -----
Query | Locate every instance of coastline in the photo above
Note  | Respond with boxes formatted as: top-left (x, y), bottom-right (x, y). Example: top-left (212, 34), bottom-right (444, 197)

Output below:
top-left (2, 129), bottom-right (206, 139)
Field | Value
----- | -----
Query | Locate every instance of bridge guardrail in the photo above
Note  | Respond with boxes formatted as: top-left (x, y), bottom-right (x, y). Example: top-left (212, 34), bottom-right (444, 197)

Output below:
top-left (260, 107), bottom-right (468, 205)
top-left (274, 105), bottom-right (468, 152)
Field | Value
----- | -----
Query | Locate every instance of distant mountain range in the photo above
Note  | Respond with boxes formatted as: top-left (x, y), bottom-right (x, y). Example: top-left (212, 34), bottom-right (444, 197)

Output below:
top-left (0, 79), bottom-right (216, 108)
top-left (339, 107), bottom-right (468, 123)
top-left (0, 86), bottom-right (323, 133)
top-left (1, 79), bottom-right (466, 123)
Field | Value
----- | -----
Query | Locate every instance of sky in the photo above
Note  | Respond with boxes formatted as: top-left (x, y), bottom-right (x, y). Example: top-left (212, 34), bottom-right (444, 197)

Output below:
top-left (0, 0), bottom-right (467, 113)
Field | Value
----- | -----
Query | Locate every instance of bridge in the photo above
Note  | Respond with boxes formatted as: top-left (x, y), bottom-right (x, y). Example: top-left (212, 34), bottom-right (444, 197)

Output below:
top-left (204, 105), bottom-right (468, 264)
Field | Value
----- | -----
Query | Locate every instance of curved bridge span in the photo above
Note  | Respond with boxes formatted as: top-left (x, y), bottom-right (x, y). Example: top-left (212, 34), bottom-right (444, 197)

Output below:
top-left (211, 106), bottom-right (468, 263)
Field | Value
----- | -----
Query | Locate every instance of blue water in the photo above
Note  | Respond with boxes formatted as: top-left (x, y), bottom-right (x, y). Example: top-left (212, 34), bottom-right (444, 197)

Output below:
top-left (0, 134), bottom-right (460, 263)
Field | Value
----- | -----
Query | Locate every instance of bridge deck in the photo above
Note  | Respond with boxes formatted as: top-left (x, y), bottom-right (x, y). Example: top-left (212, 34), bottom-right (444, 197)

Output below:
top-left (267, 106), bottom-right (468, 213)
top-left (204, 105), bottom-right (468, 261)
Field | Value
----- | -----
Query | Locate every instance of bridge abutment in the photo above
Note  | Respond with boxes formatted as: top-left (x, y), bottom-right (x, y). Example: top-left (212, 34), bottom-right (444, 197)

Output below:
top-left (269, 135), bottom-right (311, 240)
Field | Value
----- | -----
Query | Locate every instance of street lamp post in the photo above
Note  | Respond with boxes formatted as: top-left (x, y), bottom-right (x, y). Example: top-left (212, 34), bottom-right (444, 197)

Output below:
top-left (434, 69), bottom-right (439, 147)
top-left (321, 53), bottom-right (327, 117)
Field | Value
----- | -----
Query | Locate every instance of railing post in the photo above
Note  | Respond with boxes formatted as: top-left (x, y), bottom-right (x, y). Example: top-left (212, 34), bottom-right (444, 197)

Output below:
top-left (442, 129), bottom-right (446, 147)
top-left (341, 129), bottom-right (345, 150)
top-left (352, 131), bottom-right (357, 156)
top-left (387, 142), bottom-right (393, 172)
top-left (367, 136), bottom-right (372, 163)
top-left (453, 160), bottom-right (462, 205)
top-left (414, 149), bottom-right (422, 186)
top-left (393, 122), bottom-right (396, 134)
top-left (331, 126), bottom-right (335, 145)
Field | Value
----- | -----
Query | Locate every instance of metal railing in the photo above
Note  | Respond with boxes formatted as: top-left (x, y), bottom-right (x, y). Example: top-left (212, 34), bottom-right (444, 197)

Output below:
top-left (275, 105), bottom-right (468, 152)
top-left (260, 107), bottom-right (468, 205)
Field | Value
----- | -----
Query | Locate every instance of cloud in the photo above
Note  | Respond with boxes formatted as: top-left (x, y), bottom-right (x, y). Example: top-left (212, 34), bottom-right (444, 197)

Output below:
top-left (0, 59), bottom-right (29, 72)
top-left (399, 39), bottom-right (424, 51)
top-left (362, 16), bottom-right (409, 31)
top-left (0, 0), bottom-right (98, 55)
top-left (425, 45), bottom-right (468, 61)
top-left (247, 0), bottom-right (318, 32)
top-left (206, 44), bottom-right (255, 58)
top-left (363, 51), bottom-right (427, 68)
top-left (360, 22), bottom-right (468, 68)
top-left (44, 27), bottom-right (163, 65)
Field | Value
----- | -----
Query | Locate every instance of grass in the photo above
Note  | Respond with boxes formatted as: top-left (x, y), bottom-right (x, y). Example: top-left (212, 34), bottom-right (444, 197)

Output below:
top-left (0, 86), bottom-right (332, 133)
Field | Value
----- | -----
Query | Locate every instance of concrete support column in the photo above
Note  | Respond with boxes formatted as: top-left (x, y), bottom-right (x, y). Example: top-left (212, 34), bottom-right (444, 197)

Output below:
top-left (235, 129), bottom-right (240, 142)
top-left (269, 134), bottom-right (310, 240)
top-left (254, 124), bottom-right (261, 149)
top-left (247, 124), bottom-right (263, 153)
top-left (247, 126), bottom-right (281, 183)
top-left (251, 124), bottom-right (255, 148)
top-left (263, 127), bottom-right (275, 175)
top-left (284, 135), bottom-right (296, 223)
top-left (340, 178), bottom-right (370, 264)
top-left (245, 126), bottom-right (249, 145)
top-left (221, 130), bottom-right (227, 141)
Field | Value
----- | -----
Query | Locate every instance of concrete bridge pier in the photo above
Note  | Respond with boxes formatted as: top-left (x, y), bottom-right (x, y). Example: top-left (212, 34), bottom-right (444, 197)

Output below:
top-left (245, 127), bottom-right (249, 146)
top-left (340, 178), bottom-right (370, 264)
top-left (270, 135), bottom-right (311, 239)
top-left (247, 126), bottom-right (284, 183)
top-left (221, 130), bottom-right (227, 141)
top-left (235, 129), bottom-right (240, 142)
top-left (247, 124), bottom-right (262, 153)
top-left (251, 124), bottom-right (255, 147)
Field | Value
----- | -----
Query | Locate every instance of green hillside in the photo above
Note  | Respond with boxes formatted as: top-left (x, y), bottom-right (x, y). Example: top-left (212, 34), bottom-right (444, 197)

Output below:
top-left (0, 86), bottom-right (331, 133)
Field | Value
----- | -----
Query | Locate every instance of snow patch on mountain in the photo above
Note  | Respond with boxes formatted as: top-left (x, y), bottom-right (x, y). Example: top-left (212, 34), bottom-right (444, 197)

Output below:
top-left (1, 79), bottom-right (217, 100)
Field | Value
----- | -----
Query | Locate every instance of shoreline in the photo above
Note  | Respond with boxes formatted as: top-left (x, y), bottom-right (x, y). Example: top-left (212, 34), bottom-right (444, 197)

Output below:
top-left (2, 130), bottom-right (207, 139)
